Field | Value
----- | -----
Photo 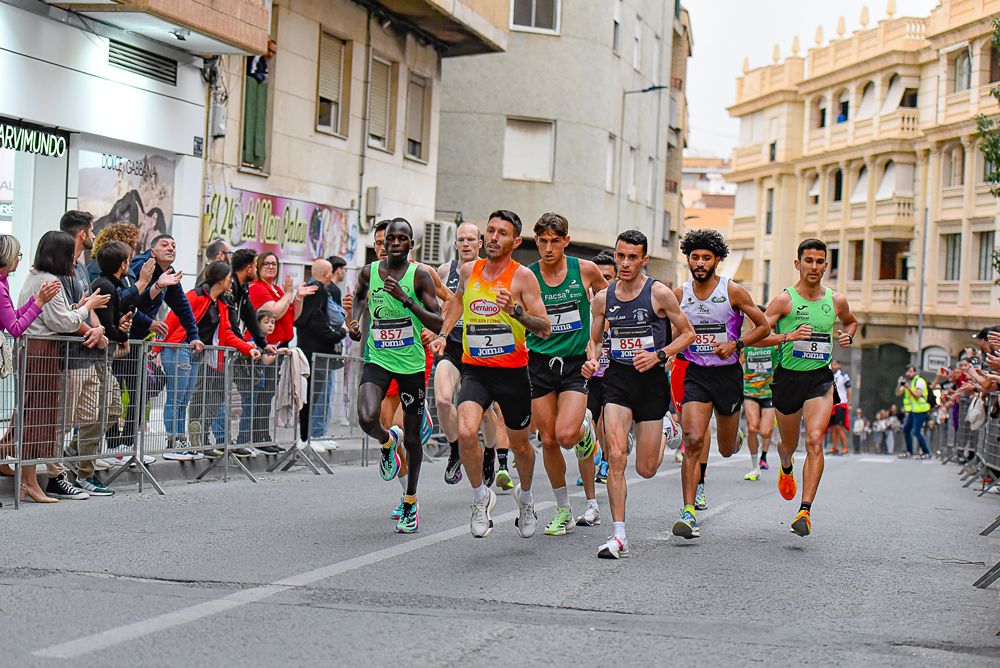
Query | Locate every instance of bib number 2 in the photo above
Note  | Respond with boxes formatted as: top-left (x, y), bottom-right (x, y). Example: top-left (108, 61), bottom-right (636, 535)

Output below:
top-left (466, 323), bottom-right (516, 358)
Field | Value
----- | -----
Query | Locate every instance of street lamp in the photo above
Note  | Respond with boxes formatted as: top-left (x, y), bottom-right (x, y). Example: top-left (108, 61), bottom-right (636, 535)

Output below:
top-left (616, 85), bottom-right (669, 238)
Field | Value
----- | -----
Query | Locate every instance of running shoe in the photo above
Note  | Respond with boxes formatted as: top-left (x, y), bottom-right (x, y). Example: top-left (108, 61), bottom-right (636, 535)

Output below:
top-left (675, 447), bottom-right (684, 463)
top-left (744, 467), bottom-right (760, 481)
top-left (396, 502), bottom-right (419, 533)
top-left (444, 452), bottom-right (463, 485)
top-left (575, 504), bottom-right (601, 527)
top-left (790, 509), bottom-right (811, 537)
top-left (841, 448), bottom-right (848, 455)
top-left (777, 458), bottom-right (797, 500)
top-left (76, 476), bottom-right (114, 496)
top-left (544, 507), bottom-right (576, 536)
top-left (827, 448), bottom-right (838, 455)
top-left (759, 458), bottom-right (769, 470)
top-left (575, 409), bottom-right (597, 460)
top-left (597, 535), bottom-right (629, 559)
top-left (671, 509), bottom-right (700, 539)
top-left (379, 426), bottom-right (403, 481)
top-left (662, 413), bottom-right (682, 450)
top-left (576, 476), bottom-right (583, 486)
top-left (495, 468), bottom-right (513, 491)
top-left (695, 483), bottom-right (707, 510)
top-left (626, 433), bottom-right (635, 456)
top-left (595, 459), bottom-right (609, 484)
top-left (482, 447), bottom-right (496, 488)
top-left (513, 484), bottom-right (537, 538)
top-left (390, 497), bottom-right (405, 520)
top-left (470, 488), bottom-right (497, 538)
top-left (733, 428), bottom-right (745, 456)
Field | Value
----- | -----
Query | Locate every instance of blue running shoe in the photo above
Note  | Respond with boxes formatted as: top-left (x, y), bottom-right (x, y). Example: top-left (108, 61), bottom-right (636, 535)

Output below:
top-left (671, 509), bottom-right (700, 539)
top-left (390, 497), bottom-right (405, 519)
top-left (595, 458), bottom-right (609, 484)
top-left (379, 426), bottom-right (403, 481)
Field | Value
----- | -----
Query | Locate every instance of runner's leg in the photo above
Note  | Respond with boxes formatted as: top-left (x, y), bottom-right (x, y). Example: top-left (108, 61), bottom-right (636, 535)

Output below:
top-left (603, 403), bottom-right (634, 522)
top-left (715, 409), bottom-right (743, 457)
top-left (800, 387), bottom-right (835, 504)
top-left (633, 419), bottom-right (667, 478)
top-left (680, 402), bottom-right (713, 508)
top-left (457, 401), bottom-right (487, 488)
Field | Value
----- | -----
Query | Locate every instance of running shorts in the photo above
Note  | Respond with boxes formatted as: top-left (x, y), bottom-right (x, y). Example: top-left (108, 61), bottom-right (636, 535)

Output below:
top-left (744, 395), bottom-right (774, 410)
top-left (670, 357), bottom-right (687, 414)
top-left (458, 364), bottom-right (532, 430)
top-left (830, 403), bottom-right (848, 427)
top-left (361, 363), bottom-right (426, 416)
top-left (602, 362), bottom-right (670, 424)
top-left (682, 362), bottom-right (744, 417)
top-left (388, 348), bottom-right (433, 396)
top-left (587, 375), bottom-right (604, 422)
top-left (770, 365), bottom-right (839, 416)
top-left (439, 338), bottom-right (464, 373)
top-left (528, 351), bottom-right (589, 400)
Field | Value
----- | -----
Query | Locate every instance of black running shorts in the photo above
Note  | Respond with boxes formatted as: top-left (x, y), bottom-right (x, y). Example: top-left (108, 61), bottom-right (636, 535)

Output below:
top-left (682, 362), bottom-right (744, 417)
top-left (458, 364), bottom-right (533, 430)
top-left (770, 365), bottom-right (839, 416)
top-left (744, 395), bottom-right (774, 410)
top-left (528, 351), bottom-right (589, 400)
top-left (587, 375), bottom-right (604, 422)
top-left (602, 362), bottom-right (670, 424)
top-left (830, 403), bottom-right (848, 427)
top-left (360, 363), bottom-right (426, 416)
top-left (440, 338), bottom-right (464, 373)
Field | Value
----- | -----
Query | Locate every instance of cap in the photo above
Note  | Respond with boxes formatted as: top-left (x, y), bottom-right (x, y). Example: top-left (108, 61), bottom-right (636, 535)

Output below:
top-left (974, 327), bottom-right (992, 340)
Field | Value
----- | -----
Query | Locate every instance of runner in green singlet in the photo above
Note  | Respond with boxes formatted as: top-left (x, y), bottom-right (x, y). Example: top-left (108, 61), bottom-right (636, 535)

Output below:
top-left (742, 305), bottom-right (778, 481)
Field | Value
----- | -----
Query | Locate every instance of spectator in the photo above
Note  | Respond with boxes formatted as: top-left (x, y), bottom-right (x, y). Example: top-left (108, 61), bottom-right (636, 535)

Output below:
top-left (128, 234), bottom-right (201, 348)
top-left (828, 359), bottom-right (852, 455)
top-left (897, 365), bottom-right (931, 459)
top-left (294, 259), bottom-right (347, 442)
top-left (851, 408), bottom-right (865, 454)
top-left (236, 310), bottom-right (278, 449)
top-left (196, 238), bottom-right (232, 285)
top-left (887, 404), bottom-right (903, 453)
top-left (2, 231), bottom-right (108, 502)
top-left (87, 222), bottom-right (140, 282)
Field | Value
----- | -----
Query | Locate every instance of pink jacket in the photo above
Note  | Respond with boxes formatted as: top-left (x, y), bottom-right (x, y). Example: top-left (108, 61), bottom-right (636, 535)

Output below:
top-left (0, 273), bottom-right (42, 337)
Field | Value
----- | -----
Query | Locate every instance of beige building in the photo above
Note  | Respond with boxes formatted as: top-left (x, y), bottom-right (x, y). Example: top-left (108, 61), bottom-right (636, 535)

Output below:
top-left (727, 0), bottom-right (1000, 415)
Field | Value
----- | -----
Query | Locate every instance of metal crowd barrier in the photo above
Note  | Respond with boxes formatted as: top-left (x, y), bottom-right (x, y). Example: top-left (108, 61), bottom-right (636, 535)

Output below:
top-left (973, 393), bottom-right (1000, 590)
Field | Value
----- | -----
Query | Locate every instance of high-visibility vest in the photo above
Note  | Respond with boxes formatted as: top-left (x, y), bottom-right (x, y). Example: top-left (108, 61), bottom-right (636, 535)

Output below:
top-left (904, 377), bottom-right (930, 413)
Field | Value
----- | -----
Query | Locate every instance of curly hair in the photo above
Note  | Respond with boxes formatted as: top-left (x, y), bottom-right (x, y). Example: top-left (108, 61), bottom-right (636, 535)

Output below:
top-left (91, 222), bottom-right (140, 259)
top-left (680, 228), bottom-right (729, 261)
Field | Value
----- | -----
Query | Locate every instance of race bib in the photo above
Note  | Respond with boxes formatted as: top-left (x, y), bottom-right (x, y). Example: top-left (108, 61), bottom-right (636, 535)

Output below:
top-left (610, 325), bottom-right (654, 361)
top-left (792, 332), bottom-right (832, 362)
top-left (466, 323), bottom-right (515, 358)
top-left (597, 341), bottom-right (611, 368)
top-left (372, 317), bottom-right (415, 349)
top-left (748, 359), bottom-right (773, 373)
top-left (545, 301), bottom-right (582, 334)
top-left (691, 322), bottom-right (729, 355)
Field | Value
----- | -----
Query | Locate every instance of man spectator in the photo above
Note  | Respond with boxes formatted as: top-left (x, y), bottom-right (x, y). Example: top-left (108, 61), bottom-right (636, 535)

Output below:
top-left (128, 235), bottom-right (203, 351)
top-left (897, 365), bottom-right (931, 459)
top-left (851, 408), bottom-right (866, 453)
top-left (196, 238), bottom-right (233, 285)
top-left (294, 259), bottom-right (347, 443)
top-left (828, 359), bottom-right (852, 455)
top-left (326, 255), bottom-right (347, 307)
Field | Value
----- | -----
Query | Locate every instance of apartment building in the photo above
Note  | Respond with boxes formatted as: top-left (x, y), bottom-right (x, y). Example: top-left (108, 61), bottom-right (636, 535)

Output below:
top-left (726, 0), bottom-right (1000, 415)
top-left (204, 0), bottom-right (507, 280)
top-left (680, 152), bottom-right (735, 283)
top-left (435, 0), bottom-right (691, 280)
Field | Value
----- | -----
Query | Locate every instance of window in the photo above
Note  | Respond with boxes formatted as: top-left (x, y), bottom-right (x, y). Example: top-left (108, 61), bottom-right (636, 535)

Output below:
top-left (661, 212), bottom-right (672, 248)
top-left (836, 90), bottom-right (849, 123)
top-left (633, 19), bottom-right (642, 70)
top-left (368, 57), bottom-right (393, 151)
top-left (502, 118), bottom-right (554, 181)
top-left (985, 151), bottom-right (997, 182)
top-left (944, 145), bottom-right (965, 187)
top-left (880, 240), bottom-right (909, 280)
top-left (832, 169), bottom-right (844, 202)
top-left (850, 240), bottom-right (864, 280)
top-left (765, 188), bottom-right (774, 235)
top-left (606, 134), bottom-right (615, 192)
top-left (849, 166), bottom-right (869, 204)
top-left (627, 147), bottom-right (637, 199)
top-left (943, 233), bottom-right (961, 280)
top-left (815, 97), bottom-right (827, 129)
top-left (734, 181), bottom-right (757, 217)
top-left (669, 96), bottom-right (678, 129)
top-left (953, 48), bottom-right (971, 93)
top-left (317, 33), bottom-right (348, 136)
top-left (652, 35), bottom-right (660, 85)
top-left (977, 231), bottom-right (995, 281)
top-left (512, 0), bottom-right (559, 33)
top-left (991, 46), bottom-right (1000, 84)
top-left (762, 260), bottom-right (771, 304)
top-left (769, 141), bottom-right (776, 162)
top-left (807, 175), bottom-right (821, 205)
top-left (828, 244), bottom-right (840, 281)
top-left (613, 0), bottom-right (622, 54)
top-left (405, 74), bottom-right (429, 160)
top-left (900, 88), bottom-right (918, 108)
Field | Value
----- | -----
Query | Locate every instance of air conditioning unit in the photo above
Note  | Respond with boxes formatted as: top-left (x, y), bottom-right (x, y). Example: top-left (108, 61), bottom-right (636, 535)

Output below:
top-left (365, 186), bottom-right (382, 219)
top-left (421, 221), bottom-right (456, 264)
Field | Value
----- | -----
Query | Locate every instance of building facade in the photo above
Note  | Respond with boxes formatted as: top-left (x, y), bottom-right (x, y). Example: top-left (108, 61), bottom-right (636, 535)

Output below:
top-left (727, 0), bottom-right (1000, 416)
top-left (435, 0), bottom-right (690, 279)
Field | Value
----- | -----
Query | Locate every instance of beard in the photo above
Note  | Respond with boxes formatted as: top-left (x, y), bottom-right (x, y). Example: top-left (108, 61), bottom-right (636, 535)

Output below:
top-left (691, 266), bottom-right (715, 283)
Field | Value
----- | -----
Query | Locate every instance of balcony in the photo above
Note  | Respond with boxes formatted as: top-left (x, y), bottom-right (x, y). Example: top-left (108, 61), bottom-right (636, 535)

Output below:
top-left (941, 186), bottom-right (965, 218)
top-left (871, 280), bottom-right (910, 310)
top-left (971, 281), bottom-right (996, 309)
top-left (731, 216), bottom-right (757, 240)
top-left (804, 204), bottom-right (819, 229)
top-left (853, 117), bottom-right (873, 142)
top-left (806, 128), bottom-right (825, 154)
top-left (849, 201), bottom-right (867, 226)
top-left (847, 280), bottom-right (863, 306)
top-left (826, 202), bottom-right (843, 227)
top-left (874, 196), bottom-right (914, 228)
top-left (671, 77), bottom-right (684, 91)
top-left (830, 123), bottom-right (848, 149)
top-left (943, 90), bottom-right (972, 124)
top-left (975, 183), bottom-right (997, 215)
top-left (879, 109), bottom-right (920, 139)
top-left (733, 143), bottom-right (765, 171)
top-left (807, 16), bottom-right (926, 78)
top-left (938, 282), bottom-right (959, 306)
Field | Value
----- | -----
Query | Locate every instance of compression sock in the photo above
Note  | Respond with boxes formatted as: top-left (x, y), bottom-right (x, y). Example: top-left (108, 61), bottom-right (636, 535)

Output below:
top-left (553, 485), bottom-right (569, 509)
top-left (473, 484), bottom-right (489, 501)
top-left (484, 446), bottom-right (495, 464)
top-left (684, 504), bottom-right (696, 518)
top-left (497, 449), bottom-right (509, 470)
top-left (699, 462), bottom-right (707, 485)
top-left (613, 521), bottom-right (627, 541)
top-left (397, 474), bottom-right (407, 491)
top-left (750, 450), bottom-right (759, 469)
top-left (449, 440), bottom-right (459, 458)
top-left (799, 502), bottom-right (811, 513)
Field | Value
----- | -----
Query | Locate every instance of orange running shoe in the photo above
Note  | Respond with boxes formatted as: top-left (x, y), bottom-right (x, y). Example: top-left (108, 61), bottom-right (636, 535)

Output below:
top-left (777, 458), bottom-right (796, 500)
top-left (790, 509), bottom-right (811, 536)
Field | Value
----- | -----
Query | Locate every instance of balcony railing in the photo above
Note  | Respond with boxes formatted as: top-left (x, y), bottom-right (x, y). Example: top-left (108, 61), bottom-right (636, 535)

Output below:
top-left (872, 280), bottom-right (909, 309)
top-left (880, 108), bottom-right (920, 138)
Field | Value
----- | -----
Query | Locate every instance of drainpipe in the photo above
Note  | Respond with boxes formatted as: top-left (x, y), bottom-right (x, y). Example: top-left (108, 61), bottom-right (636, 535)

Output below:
top-left (357, 10), bottom-right (373, 244)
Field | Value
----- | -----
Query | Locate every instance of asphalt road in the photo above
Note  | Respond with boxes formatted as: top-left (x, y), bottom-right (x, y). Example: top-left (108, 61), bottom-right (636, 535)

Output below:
top-left (2, 448), bottom-right (999, 667)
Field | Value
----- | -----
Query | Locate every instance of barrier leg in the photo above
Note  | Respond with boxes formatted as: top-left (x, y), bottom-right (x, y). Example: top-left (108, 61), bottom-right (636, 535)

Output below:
top-left (973, 561), bottom-right (1000, 589)
top-left (981, 515), bottom-right (1000, 536)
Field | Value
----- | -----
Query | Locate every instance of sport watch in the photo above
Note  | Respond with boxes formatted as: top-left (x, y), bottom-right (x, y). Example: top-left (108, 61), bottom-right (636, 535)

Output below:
top-left (736, 340), bottom-right (745, 352)
top-left (656, 350), bottom-right (667, 363)
top-left (513, 304), bottom-right (524, 318)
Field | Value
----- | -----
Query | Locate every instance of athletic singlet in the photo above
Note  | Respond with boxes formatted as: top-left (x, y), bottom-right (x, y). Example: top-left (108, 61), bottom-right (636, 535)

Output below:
top-left (744, 345), bottom-right (778, 398)
top-left (526, 256), bottom-right (589, 357)
top-left (445, 259), bottom-right (463, 344)
top-left (462, 259), bottom-right (528, 368)
top-left (776, 285), bottom-right (836, 371)
top-left (604, 277), bottom-right (669, 366)
top-left (678, 276), bottom-right (744, 367)
top-left (365, 260), bottom-right (425, 374)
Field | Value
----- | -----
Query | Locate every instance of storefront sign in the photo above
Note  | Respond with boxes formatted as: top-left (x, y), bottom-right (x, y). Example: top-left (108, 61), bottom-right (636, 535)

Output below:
top-left (0, 116), bottom-right (68, 158)
top-left (203, 187), bottom-right (357, 265)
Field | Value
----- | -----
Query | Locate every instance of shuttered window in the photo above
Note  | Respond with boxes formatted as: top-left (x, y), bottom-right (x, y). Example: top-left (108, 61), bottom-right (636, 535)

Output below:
top-left (502, 118), bottom-right (554, 181)
top-left (317, 33), bottom-right (345, 134)
top-left (369, 57), bottom-right (391, 149)
top-left (406, 75), bottom-right (428, 160)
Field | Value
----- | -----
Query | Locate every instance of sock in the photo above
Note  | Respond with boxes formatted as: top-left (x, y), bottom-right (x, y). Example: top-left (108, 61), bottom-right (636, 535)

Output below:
top-left (587, 498), bottom-right (599, 509)
top-left (397, 474), bottom-right (407, 491)
top-left (449, 440), bottom-right (459, 458)
top-left (403, 494), bottom-right (417, 505)
top-left (781, 462), bottom-right (793, 475)
top-left (484, 446), bottom-right (495, 463)
top-left (497, 449), bottom-right (508, 470)
top-left (517, 486), bottom-right (533, 505)
top-left (699, 462), bottom-right (707, 485)
top-left (473, 484), bottom-right (489, 501)
top-left (553, 485), bottom-right (569, 509)
top-left (799, 501), bottom-right (811, 513)
top-left (613, 520), bottom-right (627, 541)
top-left (684, 504), bottom-right (696, 517)
top-left (760, 450), bottom-right (768, 463)
top-left (750, 451), bottom-right (759, 469)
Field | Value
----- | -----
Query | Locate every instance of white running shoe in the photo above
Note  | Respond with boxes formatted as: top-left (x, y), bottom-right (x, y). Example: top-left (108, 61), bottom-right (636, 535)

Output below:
top-left (744, 467), bottom-right (760, 481)
top-left (310, 441), bottom-right (326, 453)
top-left (324, 440), bottom-right (340, 451)
top-left (662, 413), bottom-right (682, 450)
top-left (470, 488), bottom-right (497, 538)
top-left (513, 484), bottom-right (537, 538)
top-left (597, 535), bottom-right (630, 559)
top-left (575, 504), bottom-right (601, 526)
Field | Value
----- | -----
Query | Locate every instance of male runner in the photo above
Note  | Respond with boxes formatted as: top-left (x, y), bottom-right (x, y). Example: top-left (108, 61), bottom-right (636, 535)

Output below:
top-left (525, 213), bottom-right (607, 535)
top-left (671, 229), bottom-right (768, 540)
top-left (353, 219), bottom-right (443, 533)
top-left (584, 230), bottom-right (695, 559)
top-left (761, 238), bottom-right (858, 537)
top-left (743, 305), bottom-right (778, 481)
top-left (828, 359), bottom-right (852, 455)
top-left (429, 210), bottom-right (550, 539)
top-left (435, 223), bottom-right (510, 489)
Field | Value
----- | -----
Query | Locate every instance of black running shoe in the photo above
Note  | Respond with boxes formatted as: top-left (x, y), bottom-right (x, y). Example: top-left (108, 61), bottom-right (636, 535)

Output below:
top-left (482, 447), bottom-right (496, 488)
top-left (444, 452), bottom-right (463, 484)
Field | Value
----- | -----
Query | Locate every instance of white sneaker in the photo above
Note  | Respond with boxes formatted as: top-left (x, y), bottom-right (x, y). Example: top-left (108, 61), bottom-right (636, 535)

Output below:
top-left (597, 535), bottom-right (630, 559)
top-left (744, 467), bottom-right (760, 481)
top-left (662, 413), bottom-right (682, 450)
top-left (324, 440), bottom-right (340, 451)
top-left (575, 504), bottom-right (601, 526)
top-left (513, 484), bottom-right (537, 538)
top-left (470, 488), bottom-right (497, 538)
top-left (93, 459), bottom-right (114, 471)
top-left (310, 441), bottom-right (326, 453)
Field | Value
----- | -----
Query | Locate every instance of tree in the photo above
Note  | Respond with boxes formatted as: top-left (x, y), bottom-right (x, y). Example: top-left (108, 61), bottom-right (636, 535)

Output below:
top-left (974, 18), bottom-right (1000, 284)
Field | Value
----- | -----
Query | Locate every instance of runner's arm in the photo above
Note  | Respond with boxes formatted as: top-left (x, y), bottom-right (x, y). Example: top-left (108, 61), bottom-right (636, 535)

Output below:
top-left (652, 281), bottom-right (695, 359)
top-left (421, 261), bottom-right (452, 301)
top-left (580, 260), bottom-right (609, 295)
top-left (434, 263), bottom-right (470, 339)
top-left (505, 266), bottom-right (550, 339)
top-left (346, 265), bottom-right (371, 341)
top-left (833, 292), bottom-right (859, 347)
top-left (405, 266), bottom-right (444, 333)
top-left (583, 289), bottom-right (607, 378)
top-left (712, 281), bottom-right (769, 358)
top-left (755, 292), bottom-right (795, 347)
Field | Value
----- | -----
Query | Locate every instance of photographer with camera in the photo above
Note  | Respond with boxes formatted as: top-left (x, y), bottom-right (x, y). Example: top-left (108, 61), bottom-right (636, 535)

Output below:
top-left (896, 365), bottom-right (931, 459)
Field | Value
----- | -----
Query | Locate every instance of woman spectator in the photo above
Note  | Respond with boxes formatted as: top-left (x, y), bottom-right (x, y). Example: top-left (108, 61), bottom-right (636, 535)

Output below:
top-left (1, 231), bottom-right (107, 503)
top-left (88, 222), bottom-right (141, 282)
top-left (246, 252), bottom-right (314, 446)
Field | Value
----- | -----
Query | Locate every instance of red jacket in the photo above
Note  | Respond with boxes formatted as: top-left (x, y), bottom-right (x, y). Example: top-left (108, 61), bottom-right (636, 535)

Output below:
top-left (160, 289), bottom-right (255, 363)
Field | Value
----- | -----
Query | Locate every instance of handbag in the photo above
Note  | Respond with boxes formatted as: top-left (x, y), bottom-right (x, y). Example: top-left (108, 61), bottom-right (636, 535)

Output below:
top-left (967, 394), bottom-right (986, 431)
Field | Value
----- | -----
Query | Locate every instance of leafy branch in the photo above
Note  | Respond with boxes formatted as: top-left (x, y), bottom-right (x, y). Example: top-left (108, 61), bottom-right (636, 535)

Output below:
top-left (975, 18), bottom-right (1000, 198)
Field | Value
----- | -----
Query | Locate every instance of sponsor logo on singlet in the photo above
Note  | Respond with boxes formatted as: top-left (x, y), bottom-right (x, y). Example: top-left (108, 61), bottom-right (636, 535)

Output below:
top-left (469, 299), bottom-right (500, 317)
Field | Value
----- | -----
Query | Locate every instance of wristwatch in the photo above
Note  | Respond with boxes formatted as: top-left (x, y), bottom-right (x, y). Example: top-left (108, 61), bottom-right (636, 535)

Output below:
top-left (657, 350), bottom-right (667, 363)
top-left (736, 339), bottom-right (745, 352)
top-left (513, 304), bottom-right (524, 318)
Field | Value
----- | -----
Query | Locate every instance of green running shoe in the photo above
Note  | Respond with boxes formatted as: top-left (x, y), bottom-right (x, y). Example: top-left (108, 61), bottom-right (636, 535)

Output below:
top-left (695, 482), bottom-right (707, 510)
top-left (544, 506), bottom-right (576, 536)
top-left (396, 502), bottom-right (419, 533)
top-left (390, 497), bottom-right (405, 519)
top-left (671, 509), bottom-right (700, 539)
top-left (575, 409), bottom-right (597, 460)
top-left (495, 468), bottom-right (513, 491)
top-left (379, 426), bottom-right (403, 481)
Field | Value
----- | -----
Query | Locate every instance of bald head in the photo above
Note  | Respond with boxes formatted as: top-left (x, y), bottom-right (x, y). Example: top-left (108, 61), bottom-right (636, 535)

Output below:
top-left (455, 222), bottom-right (482, 262)
top-left (311, 259), bottom-right (333, 284)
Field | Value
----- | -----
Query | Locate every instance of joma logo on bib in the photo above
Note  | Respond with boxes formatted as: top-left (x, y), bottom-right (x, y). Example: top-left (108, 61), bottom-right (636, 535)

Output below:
top-left (469, 299), bottom-right (500, 317)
